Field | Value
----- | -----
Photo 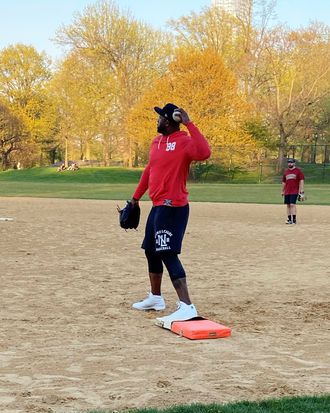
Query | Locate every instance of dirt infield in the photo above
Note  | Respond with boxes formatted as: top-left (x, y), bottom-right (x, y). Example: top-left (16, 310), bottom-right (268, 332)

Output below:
top-left (0, 197), bottom-right (329, 413)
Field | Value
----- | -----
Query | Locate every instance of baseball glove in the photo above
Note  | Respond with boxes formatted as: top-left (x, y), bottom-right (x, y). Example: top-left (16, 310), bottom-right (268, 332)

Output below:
top-left (298, 192), bottom-right (306, 201)
top-left (117, 200), bottom-right (140, 230)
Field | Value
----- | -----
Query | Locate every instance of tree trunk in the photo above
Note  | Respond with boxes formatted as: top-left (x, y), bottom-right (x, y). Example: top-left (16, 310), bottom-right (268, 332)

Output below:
top-left (277, 131), bottom-right (287, 172)
top-left (85, 141), bottom-right (91, 161)
top-left (64, 137), bottom-right (68, 168)
top-left (127, 136), bottom-right (133, 168)
top-left (1, 152), bottom-right (10, 171)
top-left (134, 142), bottom-right (139, 167)
top-left (302, 145), bottom-right (311, 162)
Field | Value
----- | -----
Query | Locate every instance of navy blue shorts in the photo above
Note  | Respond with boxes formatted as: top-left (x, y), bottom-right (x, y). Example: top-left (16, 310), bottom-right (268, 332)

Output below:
top-left (142, 205), bottom-right (189, 254)
top-left (284, 194), bottom-right (298, 204)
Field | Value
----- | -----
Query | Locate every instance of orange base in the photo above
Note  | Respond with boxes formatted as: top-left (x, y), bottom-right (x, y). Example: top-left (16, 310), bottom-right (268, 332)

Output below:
top-left (171, 318), bottom-right (231, 340)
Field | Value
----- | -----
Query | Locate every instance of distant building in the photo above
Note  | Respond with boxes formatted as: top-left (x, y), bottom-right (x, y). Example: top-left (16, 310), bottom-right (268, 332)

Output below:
top-left (212, 0), bottom-right (253, 21)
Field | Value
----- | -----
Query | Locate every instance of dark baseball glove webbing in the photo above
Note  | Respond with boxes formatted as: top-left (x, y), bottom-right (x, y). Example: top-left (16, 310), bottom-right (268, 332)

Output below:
top-left (117, 200), bottom-right (140, 230)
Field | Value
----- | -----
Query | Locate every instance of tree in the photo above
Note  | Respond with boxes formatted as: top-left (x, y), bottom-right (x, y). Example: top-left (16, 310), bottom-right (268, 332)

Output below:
top-left (50, 51), bottom-right (120, 165)
top-left (296, 95), bottom-right (330, 163)
top-left (55, 0), bottom-right (172, 167)
top-left (0, 44), bottom-right (51, 106)
top-left (128, 47), bottom-right (257, 170)
top-left (255, 24), bottom-right (330, 168)
top-left (169, 1), bottom-right (277, 96)
top-left (0, 102), bottom-right (25, 170)
top-left (0, 44), bottom-right (58, 166)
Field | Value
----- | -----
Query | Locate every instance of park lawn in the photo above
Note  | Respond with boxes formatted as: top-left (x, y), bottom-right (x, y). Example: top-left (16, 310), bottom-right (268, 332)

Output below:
top-left (86, 395), bottom-right (330, 413)
top-left (0, 166), bottom-right (143, 183)
top-left (188, 183), bottom-right (330, 205)
top-left (0, 167), bottom-right (329, 205)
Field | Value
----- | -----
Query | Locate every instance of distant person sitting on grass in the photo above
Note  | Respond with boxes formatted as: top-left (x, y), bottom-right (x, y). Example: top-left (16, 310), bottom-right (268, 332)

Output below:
top-left (57, 163), bottom-right (66, 172)
top-left (68, 162), bottom-right (79, 171)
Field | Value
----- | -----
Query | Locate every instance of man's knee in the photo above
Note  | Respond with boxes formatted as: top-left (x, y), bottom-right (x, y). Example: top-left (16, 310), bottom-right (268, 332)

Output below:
top-left (160, 252), bottom-right (186, 280)
top-left (145, 250), bottom-right (163, 274)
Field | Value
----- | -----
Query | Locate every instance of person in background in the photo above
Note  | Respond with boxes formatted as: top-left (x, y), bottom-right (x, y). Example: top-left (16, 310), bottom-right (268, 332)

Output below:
top-left (282, 158), bottom-right (305, 225)
top-left (57, 163), bottom-right (66, 172)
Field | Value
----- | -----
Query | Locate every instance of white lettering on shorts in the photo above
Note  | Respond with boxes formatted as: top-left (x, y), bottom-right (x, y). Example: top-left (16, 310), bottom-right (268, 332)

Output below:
top-left (155, 229), bottom-right (173, 251)
top-left (166, 142), bottom-right (176, 151)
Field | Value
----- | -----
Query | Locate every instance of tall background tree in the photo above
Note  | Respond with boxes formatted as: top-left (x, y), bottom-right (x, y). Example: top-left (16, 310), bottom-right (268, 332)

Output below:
top-left (128, 47), bottom-right (257, 173)
top-left (0, 102), bottom-right (25, 170)
top-left (255, 24), bottom-right (330, 168)
top-left (0, 44), bottom-right (57, 167)
top-left (50, 51), bottom-right (119, 166)
top-left (54, 0), bottom-right (173, 167)
top-left (170, 3), bottom-right (330, 170)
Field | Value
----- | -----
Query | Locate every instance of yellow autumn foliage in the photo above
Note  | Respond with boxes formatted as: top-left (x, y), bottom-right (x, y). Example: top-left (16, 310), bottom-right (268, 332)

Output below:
top-left (128, 47), bottom-right (257, 167)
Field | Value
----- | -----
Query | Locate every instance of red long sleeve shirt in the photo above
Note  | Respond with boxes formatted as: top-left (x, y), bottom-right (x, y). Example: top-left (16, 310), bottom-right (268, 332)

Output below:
top-left (133, 122), bottom-right (211, 206)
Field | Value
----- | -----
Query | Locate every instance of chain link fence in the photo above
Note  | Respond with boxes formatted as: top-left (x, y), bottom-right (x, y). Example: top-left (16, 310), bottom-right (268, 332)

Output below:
top-left (189, 144), bottom-right (330, 183)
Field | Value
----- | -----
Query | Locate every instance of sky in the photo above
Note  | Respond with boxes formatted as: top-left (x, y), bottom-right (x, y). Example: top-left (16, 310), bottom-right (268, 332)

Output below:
top-left (0, 0), bottom-right (329, 61)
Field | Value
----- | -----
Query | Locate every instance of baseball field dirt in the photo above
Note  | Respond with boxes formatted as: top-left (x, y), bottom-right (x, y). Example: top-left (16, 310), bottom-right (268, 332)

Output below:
top-left (0, 198), bottom-right (329, 413)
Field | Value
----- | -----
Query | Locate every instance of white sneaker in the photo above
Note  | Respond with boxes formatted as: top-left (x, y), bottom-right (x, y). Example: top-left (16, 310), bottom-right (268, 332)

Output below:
top-left (132, 292), bottom-right (166, 311)
top-left (155, 301), bottom-right (198, 329)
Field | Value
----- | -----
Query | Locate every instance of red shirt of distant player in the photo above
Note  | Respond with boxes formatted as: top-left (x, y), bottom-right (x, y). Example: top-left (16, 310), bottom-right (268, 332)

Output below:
top-left (282, 167), bottom-right (304, 195)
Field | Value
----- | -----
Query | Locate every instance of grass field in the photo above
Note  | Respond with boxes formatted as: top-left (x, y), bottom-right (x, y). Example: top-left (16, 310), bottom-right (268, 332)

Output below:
top-left (0, 167), bottom-right (329, 205)
top-left (87, 395), bottom-right (330, 413)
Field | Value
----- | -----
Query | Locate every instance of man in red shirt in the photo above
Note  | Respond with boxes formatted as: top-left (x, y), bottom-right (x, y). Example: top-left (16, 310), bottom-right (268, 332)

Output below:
top-left (282, 158), bottom-right (305, 224)
top-left (131, 103), bottom-right (211, 326)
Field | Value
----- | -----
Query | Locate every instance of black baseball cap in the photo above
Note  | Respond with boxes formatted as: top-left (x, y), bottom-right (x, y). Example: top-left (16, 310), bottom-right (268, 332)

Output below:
top-left (287, 158), bottom-right (296, 163)
top-left (154, 103), bottom-right (178, 120)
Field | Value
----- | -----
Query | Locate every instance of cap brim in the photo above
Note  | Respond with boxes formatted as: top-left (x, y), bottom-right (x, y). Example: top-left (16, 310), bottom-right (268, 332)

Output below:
top-left (154, 106), bottom-right (163, 116)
